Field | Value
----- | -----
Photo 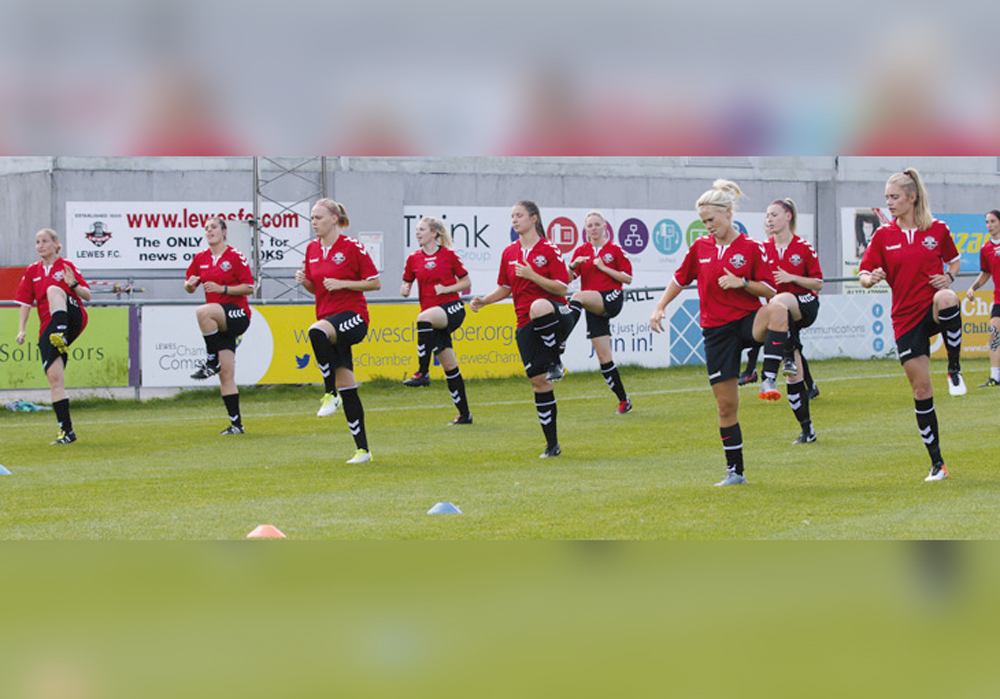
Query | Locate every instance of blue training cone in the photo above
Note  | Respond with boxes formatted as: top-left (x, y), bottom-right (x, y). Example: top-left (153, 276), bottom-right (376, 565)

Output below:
top-left (428, 502), bottom-right (462, 515)
top-left (0, 465), bottom-right (11, 475)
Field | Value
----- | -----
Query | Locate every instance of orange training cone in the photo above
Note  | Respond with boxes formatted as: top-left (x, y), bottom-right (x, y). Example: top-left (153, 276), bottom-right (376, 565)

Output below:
top-left (246, 524), bottom-right (286, 539)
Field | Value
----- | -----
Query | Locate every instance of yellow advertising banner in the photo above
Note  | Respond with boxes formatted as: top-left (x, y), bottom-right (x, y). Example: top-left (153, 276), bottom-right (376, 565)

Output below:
top-left (255, 303), bottom-right (524, 384)
top-left (0, 307), bottom-right (130, 388)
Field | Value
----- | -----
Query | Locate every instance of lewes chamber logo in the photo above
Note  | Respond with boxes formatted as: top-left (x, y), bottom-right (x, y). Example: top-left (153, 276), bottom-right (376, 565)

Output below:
top-left (729, 253), bottom-right (747, 269)
top-left (85, 221), bottom-right (113, 247)
top-left (922, 236), bottom-right (938, 250)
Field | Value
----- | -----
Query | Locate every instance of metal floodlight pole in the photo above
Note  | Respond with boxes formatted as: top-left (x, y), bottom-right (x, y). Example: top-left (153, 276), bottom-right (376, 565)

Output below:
top-left (252, 156), bottom-right (263, 299)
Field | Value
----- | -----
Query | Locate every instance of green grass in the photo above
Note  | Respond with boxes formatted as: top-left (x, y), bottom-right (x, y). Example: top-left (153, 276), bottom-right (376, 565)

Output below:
top-left (1, 358), bottom-right (998, 539)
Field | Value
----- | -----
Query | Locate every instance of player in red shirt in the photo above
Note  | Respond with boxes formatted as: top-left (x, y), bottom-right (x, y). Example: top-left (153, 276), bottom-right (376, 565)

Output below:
top-left (295, 198), bottom-right (381, 464)
top-left (650, 180), bottom-right (787, 487)
top-left (471, 200), bottom-right (573, 458)
top-left (567, 210), bottom-right (634, 414)
top-left (965, 209), bottom-right (1000, 387)
top-left (184, 217), bottom-right (255, 435)
top-left (759, 198), bottom-right (824, 444)
top-left (860, 168), bottom-right (963, 483)
top-left (400, 217), bottom-right (473, 425)
top-left (14, 228), bottom-right (92, 444)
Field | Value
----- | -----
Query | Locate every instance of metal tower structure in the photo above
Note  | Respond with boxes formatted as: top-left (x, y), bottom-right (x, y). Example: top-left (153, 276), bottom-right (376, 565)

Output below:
top-left (250, 156), bottom-right (328, 299)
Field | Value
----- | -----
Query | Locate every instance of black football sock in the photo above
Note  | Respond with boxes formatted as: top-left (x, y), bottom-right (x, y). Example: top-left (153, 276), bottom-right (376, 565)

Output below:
top-left (53, 398), bottom-right (73, 433)
top-left (222, 393), bottom-right (242, 428)
top-left (445, 367), bottom-right (470, 417)
top-left (535, 390), bottom-right (558, 448)
top-left (308, 327), bottom-right (339, 394)
top-left (416, 321), bottom-right (433, 374)
top-left (600, 361), bottom-right (628, 401)
top-left (720, 423), bottom-right (744, 475)
top-left (340, 386), bottom-right (368, 451)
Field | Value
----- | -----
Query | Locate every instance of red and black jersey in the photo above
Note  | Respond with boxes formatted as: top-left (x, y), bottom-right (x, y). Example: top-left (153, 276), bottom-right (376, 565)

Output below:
top-left (674, 233), bottom-right (776, 329)
top-left (498, 237), bottom-right (569, 328)
top-left (860, 219), bottom-right (960, 340)
top-left (763, 235), bottom-right (823, 297)
top-left (979, 236), bottom-right (1000, 305)
top-left (570, 239), bottom-right (633, 292)
top-left (303, 235), bottom-right (380, 323)
top-left (186, 246), bottom-right (254, 316)
top-left (402, 246), bottom-right (469, 310)
top-left (15, 258), bottom-right (90, 337)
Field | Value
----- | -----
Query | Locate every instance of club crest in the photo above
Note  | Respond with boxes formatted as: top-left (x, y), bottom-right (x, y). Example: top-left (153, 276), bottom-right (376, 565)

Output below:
top-left (729, 253), bottom-right (747, 269)
top-left (220, 261), bottom-right (232, 272)
top-left (790, 254), bottom-right (803, 266)
top-left (533, 255), bottom-right (548, 267)
top-left (333, 252), bottom-right (347, 265)
top-left (922, 236), bottom-right (938, 251)
top-left (425, 260), bottom-right (437, 270)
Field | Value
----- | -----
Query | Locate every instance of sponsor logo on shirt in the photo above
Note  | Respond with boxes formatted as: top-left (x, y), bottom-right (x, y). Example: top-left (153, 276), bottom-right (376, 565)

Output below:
top-left (886, 244), bottom-right (902, 251)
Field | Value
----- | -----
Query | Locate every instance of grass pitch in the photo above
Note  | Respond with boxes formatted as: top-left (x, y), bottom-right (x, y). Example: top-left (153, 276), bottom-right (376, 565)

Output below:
top-left (1, 358), bottom-right (998, 539)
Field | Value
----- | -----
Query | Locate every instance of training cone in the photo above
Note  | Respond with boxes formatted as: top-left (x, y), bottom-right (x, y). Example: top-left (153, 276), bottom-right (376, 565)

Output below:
top-left (428, 502), bottom-right (462, 515)
top-left (0, 465), bottom-right (10, 475)
top-left (246, 524), bottom-right (286, 539)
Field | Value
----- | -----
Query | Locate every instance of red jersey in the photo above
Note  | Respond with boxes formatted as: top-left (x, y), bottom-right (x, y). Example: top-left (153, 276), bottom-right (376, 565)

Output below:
top-left (763, 235), bottom-right (823, 297)
top-left (570, 239), bottom-right (633, 293)
top-left (402, 246), bottom-right (469, 310)
top-left (498, 237), bottom-right (569, 328)
top-left (15, 258), bottom-right (90, 338)
top-left (674, 234), bottom-right (776, 329)
top-left (303, 235), bottom-right (380, 323)
top-left (859, 219), bottom-right (960, 340)
top-left (186, 246), bottom-right (254, 316)
top-left (979, 237), bottom-right (1000, 305)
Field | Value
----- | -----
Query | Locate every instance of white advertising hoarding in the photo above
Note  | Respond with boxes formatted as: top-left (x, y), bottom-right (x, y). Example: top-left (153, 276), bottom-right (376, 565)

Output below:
top-left (66, 201), bottom-right (311, 270)
top-left (402, 206), bottom-right (814, 295)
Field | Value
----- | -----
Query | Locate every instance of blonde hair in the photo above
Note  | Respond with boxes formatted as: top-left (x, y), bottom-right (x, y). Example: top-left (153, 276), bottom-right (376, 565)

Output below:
top-left (315, 198), bottom-right (350, 228)
top-left (887, 168), bottom-right (933, 231)
top-left (37, 228), bottom-right (62, 254)
top-left (421, 217), bottom-right (453, 248)
top-left (771, 198), bottom-right (798, 235)
top-left (696, 179), bottom-right (745, 213)
top-left (584, 210), bottom-right (609, 238)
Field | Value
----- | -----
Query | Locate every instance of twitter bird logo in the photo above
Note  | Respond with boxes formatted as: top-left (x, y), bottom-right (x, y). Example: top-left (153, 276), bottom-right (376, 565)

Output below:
top-left (296, 354), bottom-right (311, 369)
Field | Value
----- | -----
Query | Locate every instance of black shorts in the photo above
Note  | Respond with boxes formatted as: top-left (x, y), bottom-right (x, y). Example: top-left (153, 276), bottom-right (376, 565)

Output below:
top-left (324, 311), bottom-right (369, 371)
top-left (40, 296), bottom-right (85, 372)
top-left (702, 312), bottom-right (758, 384)
top-left (515, 301), bottom-right (575, 378)
top-left (992, 303), bottom-right (1000, 319)
top-left (895, 305), bottom-right (941, 365)
top-left (218, 304), bottom-right (251, 352)
top-left (789, 293), bottom-right (819, 353)
top-left (430, 300), bottom-right (466, 354)
top-left (585, 288), bottom-right (625, 339)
